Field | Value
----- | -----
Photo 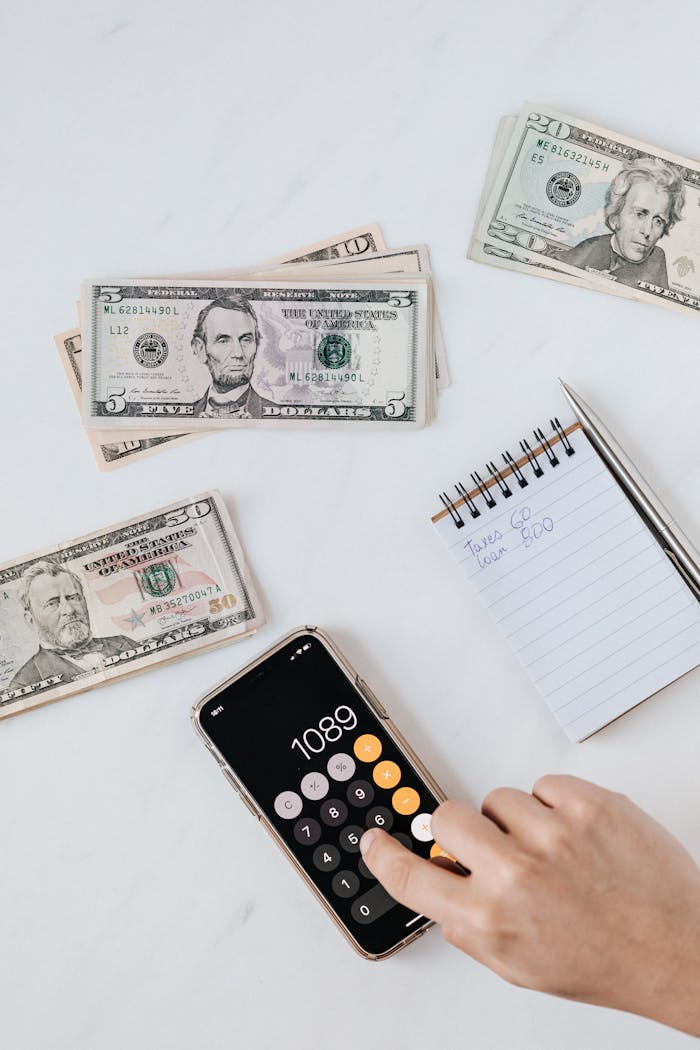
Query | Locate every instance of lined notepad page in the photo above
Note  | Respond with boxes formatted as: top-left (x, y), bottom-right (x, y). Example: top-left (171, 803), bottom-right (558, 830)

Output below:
top-left (433, 423), bottom-right (700, 741)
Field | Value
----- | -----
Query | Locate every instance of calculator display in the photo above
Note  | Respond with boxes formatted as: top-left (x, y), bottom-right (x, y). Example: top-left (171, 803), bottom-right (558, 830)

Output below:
top-left (198, 632), bottom-right (442, 958)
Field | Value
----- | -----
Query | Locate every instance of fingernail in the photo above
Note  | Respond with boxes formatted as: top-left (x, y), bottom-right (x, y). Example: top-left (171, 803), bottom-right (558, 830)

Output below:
top-left (359, 828), bottom-right (378, 856)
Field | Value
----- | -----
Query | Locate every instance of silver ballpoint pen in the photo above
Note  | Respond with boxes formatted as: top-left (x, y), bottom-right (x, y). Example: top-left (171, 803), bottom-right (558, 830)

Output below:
top-left (559, 379), bottom-right (700, 602)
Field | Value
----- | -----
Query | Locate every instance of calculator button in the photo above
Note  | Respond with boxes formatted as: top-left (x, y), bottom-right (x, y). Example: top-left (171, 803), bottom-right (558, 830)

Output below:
top-left (312, 844), bottom-right (341, 872)
top-left (293, 817), bottom-right (321, 846)
top-left (300, 772), bottom-right (329, 800)
top-left (274, 790), bottom-right (303, 819)
top-left (366, 806), bottom-right (394, 832)
top-left (392, 832), bottom-right (413, 851)
top-left (392, 786), bottom-right (420, 816)
top-left (346, 780), bottom-right (375, 808)
top-left (430, 843), bottom-right (457, 863)
top-left (320, 798), bottom-right (348, 827)
top-left (411, 813), bottom-right (434, 842)
top-left (357, 856), bottom-right (376, 880)
top-left (372, 760), bottom-right (401, 789)
top-left (327, 753), bottom-right (355, 781)
top-left (353, 734), bottom-right (382, 762)
top-left (339, 825), bottom-right (364, 852)
top-left (351, 884), bottom-right (397, 925)
top-left (332, 870), bottom-right (360, 898)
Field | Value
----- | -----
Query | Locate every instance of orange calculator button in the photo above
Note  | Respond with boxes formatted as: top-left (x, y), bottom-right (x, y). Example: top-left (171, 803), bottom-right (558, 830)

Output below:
top-left (353, 734), bottom-right (382, 762)
top-left (392, 786), bottom-right (420, 815)
top-left (372, 760), bottom-right (401, 789)
top-left (430, 843), bottom-right (457, 863)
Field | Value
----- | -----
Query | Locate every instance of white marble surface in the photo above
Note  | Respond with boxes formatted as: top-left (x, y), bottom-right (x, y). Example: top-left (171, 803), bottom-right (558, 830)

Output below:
top-left (2, 1), bottom-right (700, 1047)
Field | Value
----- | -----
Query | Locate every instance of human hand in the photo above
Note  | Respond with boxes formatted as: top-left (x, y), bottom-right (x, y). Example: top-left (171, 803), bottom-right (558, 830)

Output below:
top-left (360, 775), bottom-right (700, 1036)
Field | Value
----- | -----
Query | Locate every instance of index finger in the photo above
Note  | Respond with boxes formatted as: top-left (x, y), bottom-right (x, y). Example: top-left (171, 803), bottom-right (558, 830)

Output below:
top-left (532, 774), bottom-right (610, 813)
top-left (359, 827), bottom-right (467, 928)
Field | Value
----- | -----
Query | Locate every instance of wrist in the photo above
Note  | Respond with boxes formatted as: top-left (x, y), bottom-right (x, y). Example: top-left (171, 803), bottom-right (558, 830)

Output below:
top-left (634, 885), bottom-right (700, 1037)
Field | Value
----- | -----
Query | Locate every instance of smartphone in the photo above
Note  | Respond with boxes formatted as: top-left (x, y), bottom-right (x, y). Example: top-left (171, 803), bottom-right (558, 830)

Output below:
top-left (192, 627), bottom-right (447, 960)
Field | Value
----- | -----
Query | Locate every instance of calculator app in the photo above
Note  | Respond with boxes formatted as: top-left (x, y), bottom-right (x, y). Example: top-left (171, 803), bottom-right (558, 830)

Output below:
top-left (199, 633), bottom-right (443, 957)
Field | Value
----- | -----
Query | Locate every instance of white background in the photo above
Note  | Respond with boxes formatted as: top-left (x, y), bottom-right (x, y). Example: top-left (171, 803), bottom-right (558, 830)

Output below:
top-left (2, 1), bottom-right (700, 1047)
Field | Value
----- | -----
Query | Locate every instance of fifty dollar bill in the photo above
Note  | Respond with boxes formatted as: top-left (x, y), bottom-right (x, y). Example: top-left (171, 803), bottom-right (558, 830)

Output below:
top-left (0, 491), bottom-right (263, 718)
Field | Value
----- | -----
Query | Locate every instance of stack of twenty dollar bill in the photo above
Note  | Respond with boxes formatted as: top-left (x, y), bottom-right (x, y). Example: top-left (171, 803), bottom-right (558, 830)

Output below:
top-left (469, 103), bottom-right (700, 317)
top-left (55, 225), bottom-right (449, 470)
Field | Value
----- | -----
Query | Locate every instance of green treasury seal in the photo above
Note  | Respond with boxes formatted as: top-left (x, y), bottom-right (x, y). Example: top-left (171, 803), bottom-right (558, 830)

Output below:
top-left (317, 334), bottom-right (351, 369)
top-left (140, 561), bottom-right (177, 597)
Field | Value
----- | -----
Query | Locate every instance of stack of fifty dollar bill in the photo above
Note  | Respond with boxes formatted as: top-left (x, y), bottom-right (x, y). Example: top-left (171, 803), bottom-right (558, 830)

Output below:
top-left (55, 225), bottom-right (449, 470)
top-left (469, 103), bottom-right (700, 316)
top-left (0, 492), bottom-right (264, 718)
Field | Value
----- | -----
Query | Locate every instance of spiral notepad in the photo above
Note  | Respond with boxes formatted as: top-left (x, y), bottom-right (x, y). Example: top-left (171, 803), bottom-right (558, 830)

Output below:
top-left (432, 419), bottom-right (700, 741)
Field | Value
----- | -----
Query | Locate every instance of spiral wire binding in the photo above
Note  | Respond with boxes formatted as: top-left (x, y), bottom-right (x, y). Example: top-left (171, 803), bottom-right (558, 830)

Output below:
top-left (551, 417), bottom-right (575, 456)
top-left (502, 450), bottom-right (527, 488)
top-left (520, 438), bottom-right (544, 477)
top-left (455, 482), bottom-right (480, 519)
top-left (487, 461), bottom-right (512, 498)
top-left (471, 470), bottom-right (496, 508)
top-left (534, 427), bottom-right (559, 466)
top-left (438, 492), bottom-right (464, 528)
top-left (438, 417), bottom-right (575, 529)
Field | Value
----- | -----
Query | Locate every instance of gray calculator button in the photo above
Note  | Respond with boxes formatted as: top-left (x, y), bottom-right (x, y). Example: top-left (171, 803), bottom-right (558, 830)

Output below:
top-left (327, 753), bottom-right (356, 781)
top-left (312, 844), bottom-right (340, 873)
top-left (351, 884), bottom-right (397, 925)
top-left (293, 817), bottom-right (321, 846)
top-left (366, 806), bottom-right (393, 832)
top-left (339, 825), bottom-right (364, 853)
top-left (320, 799), bottom-right (348, 826)
top-left (300, 772), bottom-right (329, 801)
top-left (357, 856), bottom-right (376, 881)
top-left (346, 780), bottom-right (374, 808)
top-left (392, 832), bottom-right (413, 851)
top-left (274, 790), bottom-right (303, 819)
top-left (332, 870), bottom-right (360, 898)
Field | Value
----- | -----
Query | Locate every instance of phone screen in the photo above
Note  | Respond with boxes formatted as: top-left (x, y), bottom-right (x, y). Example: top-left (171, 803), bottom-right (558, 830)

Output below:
top-left (197, 631), bottom-right (442, 957)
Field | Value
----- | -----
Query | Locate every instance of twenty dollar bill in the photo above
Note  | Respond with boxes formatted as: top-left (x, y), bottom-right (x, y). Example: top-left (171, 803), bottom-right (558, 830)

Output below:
top-left (0, 491), bottom-right (263, 718)
top-left (475, 103), bottom-right (700, 316)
